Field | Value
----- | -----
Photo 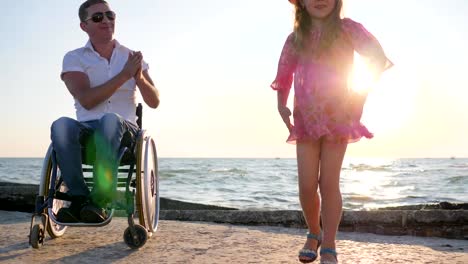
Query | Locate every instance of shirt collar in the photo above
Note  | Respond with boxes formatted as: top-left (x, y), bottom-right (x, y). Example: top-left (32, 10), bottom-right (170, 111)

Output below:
top-left (84, 39), bottom-right (121, 53)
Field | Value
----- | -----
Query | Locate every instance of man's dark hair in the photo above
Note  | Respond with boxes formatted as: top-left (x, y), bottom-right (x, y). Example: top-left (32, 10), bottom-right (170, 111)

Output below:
top-left (79, 0), bottom-right (109, 22)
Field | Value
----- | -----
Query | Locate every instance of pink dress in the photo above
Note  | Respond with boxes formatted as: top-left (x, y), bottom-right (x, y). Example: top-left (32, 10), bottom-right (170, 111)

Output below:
top-left (271, 18), bottom-right (393, 144)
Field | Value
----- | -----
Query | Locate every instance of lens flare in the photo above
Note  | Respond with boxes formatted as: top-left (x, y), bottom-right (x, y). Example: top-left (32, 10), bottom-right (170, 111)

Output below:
top-left (349, 52), bottom-right (377, 94)
top-left (91, 132), bottom-right (119, 206)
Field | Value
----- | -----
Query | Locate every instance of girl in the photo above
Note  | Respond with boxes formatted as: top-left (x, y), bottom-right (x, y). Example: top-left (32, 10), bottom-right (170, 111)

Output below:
top-left (270, 0), bottom-right (392, 263)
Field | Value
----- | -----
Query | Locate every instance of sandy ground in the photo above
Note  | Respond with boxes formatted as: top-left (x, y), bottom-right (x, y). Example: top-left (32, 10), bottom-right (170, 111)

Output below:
top-left (0, 211), bottom-right (466, 264)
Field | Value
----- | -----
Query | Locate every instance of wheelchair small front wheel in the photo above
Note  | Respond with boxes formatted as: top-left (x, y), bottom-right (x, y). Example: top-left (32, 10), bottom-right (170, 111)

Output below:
top-left (30, 223), bottom-right (45, 249)
top-left (123, 224), bottom-right (148, 249)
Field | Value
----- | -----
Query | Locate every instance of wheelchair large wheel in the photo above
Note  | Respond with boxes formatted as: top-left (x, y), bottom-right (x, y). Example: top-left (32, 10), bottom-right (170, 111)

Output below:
top-left (39, 145), bottom-right (68, 238)
top-left (135, 132), bottom-right (160, 234)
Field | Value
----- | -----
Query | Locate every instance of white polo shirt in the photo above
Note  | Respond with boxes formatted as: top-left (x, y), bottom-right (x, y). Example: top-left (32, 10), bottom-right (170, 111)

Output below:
top-left (61, 40), bottom-right (149, 125)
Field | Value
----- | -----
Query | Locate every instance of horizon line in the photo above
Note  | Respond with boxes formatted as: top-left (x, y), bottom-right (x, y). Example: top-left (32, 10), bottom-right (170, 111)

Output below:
top-left (1, 156), bottom-right (467, 159)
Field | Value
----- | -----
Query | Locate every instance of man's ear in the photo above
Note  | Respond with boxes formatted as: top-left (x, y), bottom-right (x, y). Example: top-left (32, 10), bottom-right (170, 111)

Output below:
top-left (80, 22), bottom-right (87, 32)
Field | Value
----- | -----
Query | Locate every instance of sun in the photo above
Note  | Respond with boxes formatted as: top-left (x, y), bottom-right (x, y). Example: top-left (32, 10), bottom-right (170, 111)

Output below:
top-left (349, 53), bottom-right (416, 135)
top-left (348, 53), bottom-right (376, 94)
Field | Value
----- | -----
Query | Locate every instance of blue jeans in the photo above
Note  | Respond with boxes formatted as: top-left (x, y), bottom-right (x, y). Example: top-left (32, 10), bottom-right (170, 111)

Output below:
top-left (50, 113), bottom-right (139, 206)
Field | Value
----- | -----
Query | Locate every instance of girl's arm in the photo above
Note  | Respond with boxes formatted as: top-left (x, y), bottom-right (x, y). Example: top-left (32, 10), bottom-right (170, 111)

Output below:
top-left (271, 33), bottom-right (298, 131)
top-left (277, 89), bottom-right (292, 131)
top-left (343, 18), bottom-right (393, 120)
top-left (342, 18), bottom-right (393, 75)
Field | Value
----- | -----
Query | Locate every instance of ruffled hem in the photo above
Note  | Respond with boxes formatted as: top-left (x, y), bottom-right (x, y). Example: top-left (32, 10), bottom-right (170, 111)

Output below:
top-left (286, 122), bottom-right (373, 144)
top-left (383, 59), bottom-right (394, 72)
top-left (270, 77), bottom-right (292, 92)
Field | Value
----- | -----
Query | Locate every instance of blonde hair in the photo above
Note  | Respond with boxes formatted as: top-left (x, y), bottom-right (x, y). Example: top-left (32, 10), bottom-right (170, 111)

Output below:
top-left (293, 0), bottom-right (343, 55)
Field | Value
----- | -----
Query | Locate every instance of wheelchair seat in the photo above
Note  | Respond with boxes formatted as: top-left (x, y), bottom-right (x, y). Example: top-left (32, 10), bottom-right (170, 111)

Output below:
top-left (81, 130), bottom-right (137, 166)
top-left (81, 103), bottom-right (143, 166)
top-left (29, 103), bottom-right (160, 250)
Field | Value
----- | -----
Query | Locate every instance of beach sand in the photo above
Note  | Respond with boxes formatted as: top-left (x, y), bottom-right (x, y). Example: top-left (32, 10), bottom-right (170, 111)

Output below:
top-left (0, 211), bottom-right (466, 264)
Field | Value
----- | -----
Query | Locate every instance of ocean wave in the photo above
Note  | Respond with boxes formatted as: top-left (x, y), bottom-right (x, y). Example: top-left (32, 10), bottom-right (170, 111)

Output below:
top-left (393, 185), bottom-right (416, 192)
top-left (225, 198), bottom-right (257, 203)
top-left (209, 168), bottom-right (247, 174)
top-left (392, 172), bottom-right (422, 178)
top-left (447, 175), bottom-right (468, 184)
top-left (347, 163), bottom-right (392, 172)
top-left (343, 202), bottom-right (368, 210)
top-left (381, 180), bottom-right (402, 187)
top-left (214, 187), bottom-right (236, 193)
top-left (449, 163), bottom-right (468, 168)
top-left (163, 169), bottom-right (198, 174)
top-left (248, 195), bottom-right (285, 202)
top-left (405, 195), bottom-right (427, 199)
top-left (345, 194), bottom-right (374, 202)
top-left (158, 172), bottom-right (178, 178)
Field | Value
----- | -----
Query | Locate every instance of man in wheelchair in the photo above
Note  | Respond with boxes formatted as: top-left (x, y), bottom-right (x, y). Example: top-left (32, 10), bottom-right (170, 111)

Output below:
top-left (51, 0), bottom-right (159, 223)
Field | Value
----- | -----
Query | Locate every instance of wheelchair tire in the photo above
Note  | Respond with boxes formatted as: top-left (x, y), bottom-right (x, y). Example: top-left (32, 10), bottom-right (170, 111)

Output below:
top-left (30, 223), bottom-right (45, 249)
top-left (123, 224), bottom-right (148, 249)
top-left (40, 145), bottom-right (68, 238)
top-left (135, 133), bottom-right (160, 234)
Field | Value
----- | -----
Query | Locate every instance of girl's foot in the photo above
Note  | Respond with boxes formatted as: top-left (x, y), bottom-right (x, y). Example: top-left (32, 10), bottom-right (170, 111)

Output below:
top-left (319, 248), bottom-right (338, 264)
top-left (298, 233), bottom-right (321, 263)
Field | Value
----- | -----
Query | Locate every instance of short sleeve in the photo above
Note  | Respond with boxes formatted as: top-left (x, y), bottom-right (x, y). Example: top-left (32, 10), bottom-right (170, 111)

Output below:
top-left (270, 33), bottom-right (298, 91)
top-left (342, 18), bottom-right (393, 72)
top-left (61, 51), bottom-right (84, 79)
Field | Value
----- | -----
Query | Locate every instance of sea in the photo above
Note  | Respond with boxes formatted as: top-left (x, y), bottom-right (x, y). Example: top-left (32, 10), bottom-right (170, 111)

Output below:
top-left (0, 157), bottom-right (467, 211)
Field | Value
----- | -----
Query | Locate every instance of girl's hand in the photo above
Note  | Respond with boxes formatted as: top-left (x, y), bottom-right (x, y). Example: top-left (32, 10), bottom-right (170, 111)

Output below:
top-left (278, 105), bottom-right (293, 132)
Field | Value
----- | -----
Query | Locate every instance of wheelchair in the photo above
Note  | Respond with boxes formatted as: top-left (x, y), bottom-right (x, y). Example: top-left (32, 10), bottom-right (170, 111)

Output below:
top-left (29, 104), bottom-right (160, 249)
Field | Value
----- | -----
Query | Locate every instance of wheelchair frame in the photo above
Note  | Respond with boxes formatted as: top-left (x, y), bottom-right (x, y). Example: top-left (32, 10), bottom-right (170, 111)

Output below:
top-left (29, 104), bottom-right (160, 249)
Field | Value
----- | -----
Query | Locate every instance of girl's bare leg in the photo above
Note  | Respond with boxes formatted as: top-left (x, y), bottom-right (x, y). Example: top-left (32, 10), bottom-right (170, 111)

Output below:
top-left (297, 139), bottom-right (322, 260)
top-left (318, 140), bottom-right (347, 261)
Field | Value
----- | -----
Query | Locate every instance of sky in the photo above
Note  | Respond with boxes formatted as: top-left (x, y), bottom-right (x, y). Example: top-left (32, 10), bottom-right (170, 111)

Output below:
top-left (1, 0), bottom-right (467, 158)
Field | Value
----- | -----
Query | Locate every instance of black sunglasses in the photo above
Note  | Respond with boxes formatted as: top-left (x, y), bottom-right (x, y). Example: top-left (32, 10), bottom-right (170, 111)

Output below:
top-left (84, 11), bottom-right (116, 23)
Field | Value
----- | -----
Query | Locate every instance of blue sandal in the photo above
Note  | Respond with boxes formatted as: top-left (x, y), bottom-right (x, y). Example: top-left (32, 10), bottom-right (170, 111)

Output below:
top-left (298, 232), bottom-right (321, 263)
top-left (319, 248), bottom-right (338, 264)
